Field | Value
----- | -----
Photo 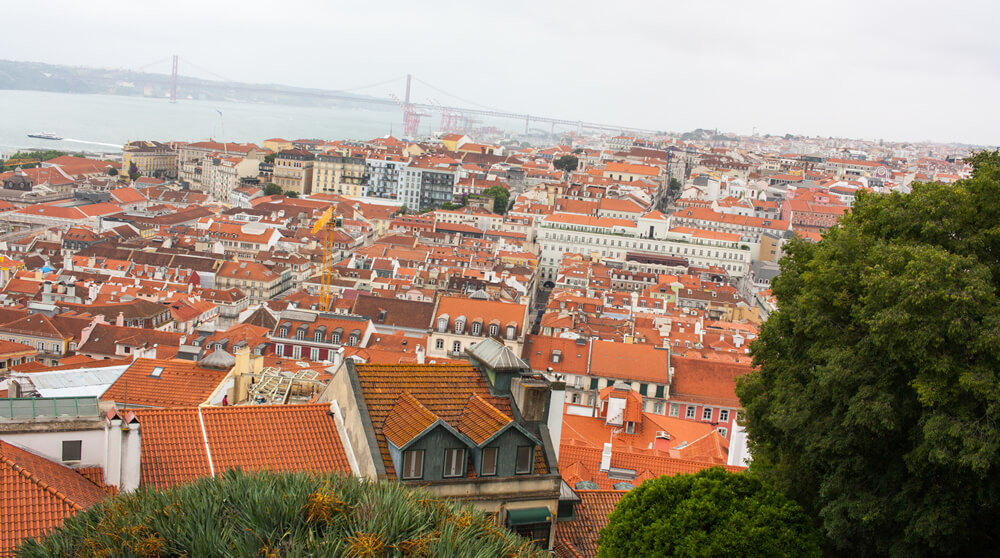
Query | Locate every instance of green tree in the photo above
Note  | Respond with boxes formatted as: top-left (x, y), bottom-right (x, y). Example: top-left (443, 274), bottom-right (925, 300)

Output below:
top-left (598, 468), bottom-right (821, 558)
top-left (737, 150), bottom-right (1000, 557)
top-left (18, 469), bottom-right (546, 557)
top-left (107, 166), bottom-right (118, 177)
top-left (264, 183), bottom-right (282, 196)
top-left (397, 204), bottom-right (408, 215)
top-left (483, 185), bottom-right (510, 214)
top-left (283, 190), bottom-right (300, 198)
top-left (669, 177), bottom-right (681, 192)
top-left (264, 152), bottom-right (277, 164)
top-left (553, 154), bottom-right (579, 173)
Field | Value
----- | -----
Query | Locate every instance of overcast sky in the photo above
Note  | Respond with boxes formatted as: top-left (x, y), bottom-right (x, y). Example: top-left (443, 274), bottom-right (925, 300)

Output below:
top-left (4, 0), bottom-right (998, 145)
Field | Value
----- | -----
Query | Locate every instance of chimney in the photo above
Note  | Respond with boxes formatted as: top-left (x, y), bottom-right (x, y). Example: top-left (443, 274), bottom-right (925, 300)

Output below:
top-left (599, 442), bottom-right (612, 472)
top-left (234, 346), bottom-right (250, 375)
top-left (415, 344), bottom-right (425, 364)
top-left (510, 376), bottom-right (549, 422)
top-left (63, 252), bottom-right (73, 272)
top-left (331, 346), bottom-right (345, 370)
top-left (121, 414), bottom-right (141, 492)
top-left (116, 312), bottom-right (124, 327)
top-left (547, 377), bottom-right (565, 459)
top-left (103, 412), bottom-right (123, 487)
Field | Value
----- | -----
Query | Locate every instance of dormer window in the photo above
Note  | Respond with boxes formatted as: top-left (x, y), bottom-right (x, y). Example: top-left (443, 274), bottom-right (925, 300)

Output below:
top-left (505, 325), bottom-right (516, 340)
top-left (313, 332), bottom-right (323, 342)
top-left (488, 323), bottom-right (500, 337)
top-left (348, 332), bottom-right (360, 346)
top-left (454, 316), bottom-right (466, 335)
top-left (436, 314), bottom-right (449, 333)
top-left (625, 421), bottom-right (636, 434)
top-left (296, 328), bottom-right (306, 340)
top-left (470, 321), bottom-right (482, 336)
top-left (552, 350), bottom-right (561, 364)
top-left (279, 327), bottom-right (289, 338)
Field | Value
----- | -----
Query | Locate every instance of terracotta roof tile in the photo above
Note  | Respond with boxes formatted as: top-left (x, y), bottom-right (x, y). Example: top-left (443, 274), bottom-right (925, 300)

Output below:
top-left (558, 442), bottom-right (742, 491)
top-left (383, 391), bottom-right (439, 447)
top-left (670, 356), bottom-right (751, 407)
top-left (1, 441), bottom-right (107, 555)
top-left (102, 358), bottom-right (230, 408)
top-left (457, 393), bottom-right (512, 446)
top-left (553, 490), bottom-right (626, 558)
top-left (132, 404), bottom-right (352, 490)
top-left (353, 363), bottom-right (530, 477)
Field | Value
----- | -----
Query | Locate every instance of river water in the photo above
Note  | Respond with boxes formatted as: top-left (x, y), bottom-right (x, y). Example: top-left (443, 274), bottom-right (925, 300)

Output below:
top-left (0, 90), bottom-right (405, 157)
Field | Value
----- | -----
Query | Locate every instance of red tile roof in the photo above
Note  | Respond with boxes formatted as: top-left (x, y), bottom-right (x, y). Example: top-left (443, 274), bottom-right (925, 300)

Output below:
top-left (558, 441), bottom-right (743, 491)
top-left (383, 391), bottom-right (439, 447)
top-left (589, 341), bottom-right (670, 384)
top-left (457, 394), bottom-right (513, 445)
top-left (670, 356), bottom-right (751, 407)
top-left (101, 358), bottom-right (230, 408)
top-left (434, 296), bottom-right (527, 338)
top-left (131, 404), bottom-right (353, 490)
top-left (553, 490), bottom-right (626, 558)
top-left (1, 441), bottom-right (107, 555)
top-left (353, 363), bottom-right (541, 477)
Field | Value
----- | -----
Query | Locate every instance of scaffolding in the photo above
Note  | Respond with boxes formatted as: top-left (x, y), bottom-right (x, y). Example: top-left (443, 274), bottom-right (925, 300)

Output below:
top-left (247, 367), bottom-right (326, 405)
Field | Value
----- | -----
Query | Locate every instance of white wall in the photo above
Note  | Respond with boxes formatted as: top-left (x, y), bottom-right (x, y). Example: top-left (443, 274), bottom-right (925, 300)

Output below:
top-left (1, 428), bottom-right (105, 467)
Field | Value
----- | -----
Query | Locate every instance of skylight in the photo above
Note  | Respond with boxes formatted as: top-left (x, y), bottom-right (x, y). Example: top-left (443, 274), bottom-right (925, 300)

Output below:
top-left (150, 366), bottom-right (165, 377)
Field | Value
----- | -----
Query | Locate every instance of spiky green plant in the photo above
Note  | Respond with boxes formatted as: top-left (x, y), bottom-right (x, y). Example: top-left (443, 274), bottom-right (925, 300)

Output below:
top-left (17, 469), bottom-right (548, 557)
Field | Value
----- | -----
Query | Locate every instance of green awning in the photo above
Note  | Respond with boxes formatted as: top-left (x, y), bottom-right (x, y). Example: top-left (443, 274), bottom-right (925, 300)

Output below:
top-left (506, 507), bottom-right (552, 526)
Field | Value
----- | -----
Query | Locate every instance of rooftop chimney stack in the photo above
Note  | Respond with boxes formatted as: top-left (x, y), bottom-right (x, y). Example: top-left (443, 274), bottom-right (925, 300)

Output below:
top-left (600, 442), bottom-right (612, 472)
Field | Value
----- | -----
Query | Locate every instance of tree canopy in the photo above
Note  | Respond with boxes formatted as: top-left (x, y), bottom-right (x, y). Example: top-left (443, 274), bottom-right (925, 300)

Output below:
top-left (18, 469), bottom-right (546, 557)
top-left (553, 154), bottom-right (579, 173)
top-left (597, 468), bottom-right (820, 558)
top-left (484, 185), bottom-right (510, 214)
top-left (263, 183), bottom-right (282, 196)
top-left (737, 150), bottom-right (1000, 557)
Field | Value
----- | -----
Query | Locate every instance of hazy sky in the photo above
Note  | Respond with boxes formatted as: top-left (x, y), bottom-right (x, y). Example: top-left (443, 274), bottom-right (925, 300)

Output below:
top-left (4, 0), bottom-right (999, 145)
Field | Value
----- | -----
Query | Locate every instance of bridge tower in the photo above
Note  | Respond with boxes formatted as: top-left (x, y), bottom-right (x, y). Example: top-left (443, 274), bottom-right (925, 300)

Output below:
top-left (170, 55), bottom-right (178, 104)
top-left (391, 74), bottom-right (426, 137)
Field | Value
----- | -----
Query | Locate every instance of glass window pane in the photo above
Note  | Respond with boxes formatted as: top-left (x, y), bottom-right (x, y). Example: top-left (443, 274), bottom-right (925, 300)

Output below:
top-left (516, 446), bottom-right (532, 474)
top-left (482, 447), bottom-right (498, 476)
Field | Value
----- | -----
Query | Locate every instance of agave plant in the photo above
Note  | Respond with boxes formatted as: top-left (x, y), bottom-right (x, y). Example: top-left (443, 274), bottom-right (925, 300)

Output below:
top-left (17, 469), bottom-right (547, 557)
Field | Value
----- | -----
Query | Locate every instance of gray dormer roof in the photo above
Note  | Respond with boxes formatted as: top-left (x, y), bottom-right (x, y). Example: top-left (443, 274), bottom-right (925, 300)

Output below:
top-left (466, 337), bottom-right (528, 372)
top-left (199, 348), bottom-right (236, 369)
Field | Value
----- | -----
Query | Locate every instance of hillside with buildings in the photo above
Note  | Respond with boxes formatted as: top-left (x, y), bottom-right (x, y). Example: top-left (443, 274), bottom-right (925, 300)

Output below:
top-left (0, 128), bottom-right (978, 556)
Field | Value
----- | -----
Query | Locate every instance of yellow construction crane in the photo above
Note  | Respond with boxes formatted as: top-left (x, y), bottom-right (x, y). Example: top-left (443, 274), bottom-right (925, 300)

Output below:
top-left (311, 206), bottom-right (343, 311)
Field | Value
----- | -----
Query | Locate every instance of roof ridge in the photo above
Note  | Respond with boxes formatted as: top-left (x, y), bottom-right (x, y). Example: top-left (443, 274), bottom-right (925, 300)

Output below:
top-left (1, 443), bottom-right (88, 511)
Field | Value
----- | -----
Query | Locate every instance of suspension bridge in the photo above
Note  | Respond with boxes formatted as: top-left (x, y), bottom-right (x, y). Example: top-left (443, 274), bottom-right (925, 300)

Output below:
top-left (132, 56), bottom-right (662, 138)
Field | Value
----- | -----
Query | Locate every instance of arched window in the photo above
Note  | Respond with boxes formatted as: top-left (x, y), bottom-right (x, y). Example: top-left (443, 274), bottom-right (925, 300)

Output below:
top-left (454, 316), bottom-right (466, 335)
top-left (436, 314), bottom-right (449, 333)
top-left (505, 325), bottom-right (516, 340)
top-left (488, 323), bottom-right (500, 337)
top-left (471, 321), bottom-right (482, 336)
